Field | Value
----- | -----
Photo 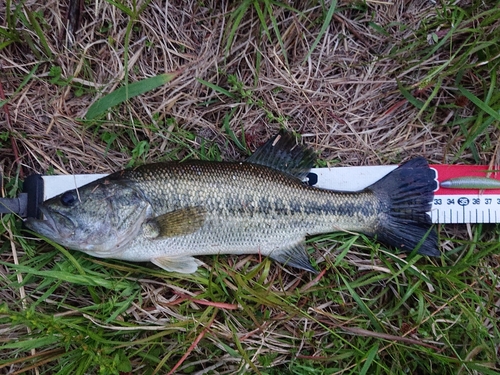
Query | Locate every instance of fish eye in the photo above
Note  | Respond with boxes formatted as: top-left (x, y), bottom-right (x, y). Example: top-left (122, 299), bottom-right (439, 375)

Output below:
top-left (60, 191), bottom-right (78, 207)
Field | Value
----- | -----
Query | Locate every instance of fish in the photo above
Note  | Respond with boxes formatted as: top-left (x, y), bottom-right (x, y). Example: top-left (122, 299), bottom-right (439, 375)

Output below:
top-left (25, 131), bottom-right (439, 273)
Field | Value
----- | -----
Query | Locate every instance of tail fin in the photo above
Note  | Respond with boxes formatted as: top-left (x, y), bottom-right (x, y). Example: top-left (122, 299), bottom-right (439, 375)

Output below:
top-left (368, 157), bottom-right (439, 256)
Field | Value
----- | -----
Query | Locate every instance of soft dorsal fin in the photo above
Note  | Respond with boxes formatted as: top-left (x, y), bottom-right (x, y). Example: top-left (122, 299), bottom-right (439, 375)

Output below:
top-left (142, 206), bottom-right (206, 239)
top-left (246, 130), bottom-right (316, 180)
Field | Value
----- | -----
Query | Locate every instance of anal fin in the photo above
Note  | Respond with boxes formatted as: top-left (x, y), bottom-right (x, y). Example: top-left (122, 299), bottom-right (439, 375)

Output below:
top-left (152, 255), bottom-right (203, 273)
top-left (269, 242), bottom-right (317, 273)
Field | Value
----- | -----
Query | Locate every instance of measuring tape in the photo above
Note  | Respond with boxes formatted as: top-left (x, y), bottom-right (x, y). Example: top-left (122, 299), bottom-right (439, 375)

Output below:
top-left (430, 165), bottom-right (500, 224)
top-left (309, 164), bottom-right (500, 224)
top-left (16, 164), bottom-right (499, 224)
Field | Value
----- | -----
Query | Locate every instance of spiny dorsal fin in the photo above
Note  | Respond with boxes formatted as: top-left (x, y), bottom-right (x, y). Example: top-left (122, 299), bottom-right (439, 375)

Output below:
top-left (246, 130), bottom-right (316, 180)
top-left (142, 206), bottom-right (206, 239)
top-left (269, 242), bottom-right (318, 273)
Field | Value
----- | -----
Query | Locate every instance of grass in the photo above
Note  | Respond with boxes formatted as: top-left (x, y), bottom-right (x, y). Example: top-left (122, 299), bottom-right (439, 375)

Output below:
top-left (1, 0), bottom-right (500, 374)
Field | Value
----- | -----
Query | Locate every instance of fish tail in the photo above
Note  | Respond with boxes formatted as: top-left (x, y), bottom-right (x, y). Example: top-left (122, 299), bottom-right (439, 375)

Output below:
top-left (368, 157), bottom-right (439, 256)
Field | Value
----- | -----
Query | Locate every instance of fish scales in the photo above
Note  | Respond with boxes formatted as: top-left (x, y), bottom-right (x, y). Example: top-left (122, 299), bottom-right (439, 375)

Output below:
top-left (113, 161), bottom-right (380, 260)
top-left (25, 131), bottom-right (439, 273)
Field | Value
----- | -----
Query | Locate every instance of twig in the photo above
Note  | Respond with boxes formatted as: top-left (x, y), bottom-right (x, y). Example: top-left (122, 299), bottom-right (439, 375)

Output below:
top-left (166, 310), bottom-right (217, 375)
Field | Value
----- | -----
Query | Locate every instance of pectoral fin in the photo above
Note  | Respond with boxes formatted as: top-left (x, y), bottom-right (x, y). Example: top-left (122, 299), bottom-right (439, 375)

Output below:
top-left (269, 242), bottom-right (317, 273)
top-left (152, 255), bottom-right (203, 273)
top-left (142, 206), bottom-right (206, 239)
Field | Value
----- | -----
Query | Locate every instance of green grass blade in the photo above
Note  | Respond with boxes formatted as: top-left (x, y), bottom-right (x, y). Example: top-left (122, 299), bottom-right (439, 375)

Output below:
top-left (223, 108), bottom-right (249, 153)
top-left (339, 274), bottom-right (383, 332)
top-left (368, 22), bottom-right (390, 37)
top-left (0, 40), bottom-right (15, 50)
top-left (23, 5), bottom-right (52, 58)
top-left (104, 0), bottom-right (134, 17)
top-left (422, 16), bottom-right (463, 61)
top-left (225, 0), bottom-right (252, 54)
top-left (0, 64), bottom-right (39, 107)
top-left (85, 72), bottom-right (179, 120)
top-left (196, 78), bottom-right (237, 99)
top-left (416, 78), bottom-right (442, 119)
top-left (1, 335), bottom-right (61, 351)
top-left (458, 85), bottom-right (500, 121)
top-left (264, 0), bottom-right (288, 66)
top-left (397, 80), bottom-right (424, 109)
top-left (359, 343), bottom-right (379, 375)
top-left (1, 261), bottom-right (130, 290)
top-left (254, 2), bottom-right (273, 46)
top-left (303, 0), bottom-right (337, 63)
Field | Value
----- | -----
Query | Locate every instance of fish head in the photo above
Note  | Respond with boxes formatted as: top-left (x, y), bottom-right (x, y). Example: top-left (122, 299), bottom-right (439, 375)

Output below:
top-left (25, 179), bottom-right (149, 256)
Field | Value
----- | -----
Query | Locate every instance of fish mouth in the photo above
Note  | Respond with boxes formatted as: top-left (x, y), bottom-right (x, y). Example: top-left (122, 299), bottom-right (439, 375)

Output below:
top-left (25, 207), bottom-right (76, 240)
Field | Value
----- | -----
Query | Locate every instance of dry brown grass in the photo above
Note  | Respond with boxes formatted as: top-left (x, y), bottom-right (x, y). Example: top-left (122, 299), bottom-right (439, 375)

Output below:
top-left (2, 0), bottom-right (500, 374)
top-left (2, 0), bottom-right (493, 178)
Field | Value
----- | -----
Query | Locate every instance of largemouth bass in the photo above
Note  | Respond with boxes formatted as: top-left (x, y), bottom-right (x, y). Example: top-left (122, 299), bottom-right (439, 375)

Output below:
top-left (25, 131), bottom-right (439, 273)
